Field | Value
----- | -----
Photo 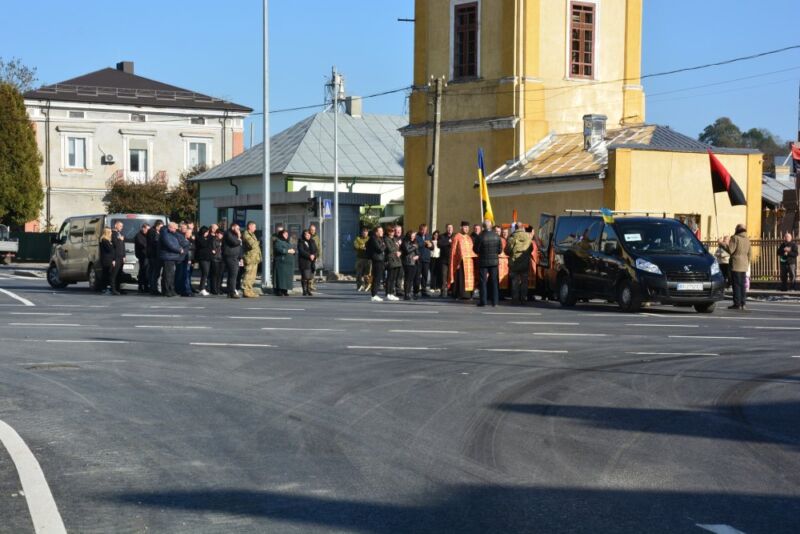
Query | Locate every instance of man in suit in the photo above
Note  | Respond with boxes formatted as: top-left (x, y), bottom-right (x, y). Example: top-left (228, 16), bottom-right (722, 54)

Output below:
top-left (134, 223), bottom-right (150, 293)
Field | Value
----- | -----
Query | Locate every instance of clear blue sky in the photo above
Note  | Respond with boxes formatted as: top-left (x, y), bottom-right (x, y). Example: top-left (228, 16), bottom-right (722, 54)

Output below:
top-left (2, 0), bottom-right (797, 146)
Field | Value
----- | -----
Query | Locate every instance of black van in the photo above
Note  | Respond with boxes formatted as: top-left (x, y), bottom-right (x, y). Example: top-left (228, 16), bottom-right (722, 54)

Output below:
top-left (537, 213), bottom-right (725, 313)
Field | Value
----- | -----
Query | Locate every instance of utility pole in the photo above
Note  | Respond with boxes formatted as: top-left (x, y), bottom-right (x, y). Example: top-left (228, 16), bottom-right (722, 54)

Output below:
top-left (428, 76), bottom-right (444, 232)
top-left (261, 0), bottom-right (271, 291)
top-left (331, 67), bottom-right (344, 275)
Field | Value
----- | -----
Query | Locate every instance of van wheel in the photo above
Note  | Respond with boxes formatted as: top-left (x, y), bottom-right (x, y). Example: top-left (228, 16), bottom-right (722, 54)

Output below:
top-left (617, 279), bottom-right (642, 313)
top-left (87, 264), bottom-right (100, 291)
top-left (46, 264), bottom-right (68, 289)
top-left (694, 302), bottom-right (716, 314)
top-left (557, 276), bottom-right (577, 307)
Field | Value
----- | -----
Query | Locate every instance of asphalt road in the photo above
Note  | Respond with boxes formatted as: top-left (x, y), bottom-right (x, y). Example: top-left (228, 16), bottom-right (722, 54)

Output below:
top-left (0, 272), bottom-right (798, 533)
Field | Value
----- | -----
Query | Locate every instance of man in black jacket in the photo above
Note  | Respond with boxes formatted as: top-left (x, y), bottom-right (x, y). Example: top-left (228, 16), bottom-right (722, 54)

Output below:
top-left (223, 224), bottom-right (243, 298)
top-left (366, 227), bottom-right (387, 301)
top-left (384, 225), bottom-right (402, 301)
top-left (134, 223), bottom-right (150, 293)
top-left (110, 221), bottom-right (127, 295)
top-left (147, 221), bottom-right (163, 295)
top-left (437, 224), bottom-right (454, 298)
top-left (475, 221), bottom-right (502, 307)
top-left (778, 232), bottom-right (798, 291)
top-left (415, 223), bottom-right (433, 298)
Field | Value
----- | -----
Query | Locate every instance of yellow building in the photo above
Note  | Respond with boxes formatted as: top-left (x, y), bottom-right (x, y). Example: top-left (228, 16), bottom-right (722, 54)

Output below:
top-left (402, 0), bottom-right (761, 239)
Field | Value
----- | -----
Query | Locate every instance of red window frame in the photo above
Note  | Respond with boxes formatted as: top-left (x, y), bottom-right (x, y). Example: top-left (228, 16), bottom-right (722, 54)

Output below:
top-left (453, 2), bottom-right (479, 80)
top-left (569, 2), bottom-right (595, 79)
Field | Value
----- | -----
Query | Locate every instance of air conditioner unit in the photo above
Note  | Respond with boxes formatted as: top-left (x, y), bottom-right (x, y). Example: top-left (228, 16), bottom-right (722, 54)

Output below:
top-left (102, 154), bottom-right (115, 164)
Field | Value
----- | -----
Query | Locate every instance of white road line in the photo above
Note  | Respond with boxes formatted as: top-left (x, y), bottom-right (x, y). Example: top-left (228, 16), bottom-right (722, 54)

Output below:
top-left (669, 335), bottom-right (751, 340)
top-left (121, 313), bottom-right (183, 318)
top-left (228, 316), bottom-right (292, 320)
top-left (9, 312), bottom-right (72, 316)
top-left (245, 307), bottom-right (305, 311)
top-left (696, 524), bottom-right (746, 534)
top-left (49, 304), bottom-right (108, 308)
top-left (536, 332), bottom-right (608, 337)
top-left (482, 312), bottom-right (542, 316)
top-left (390, 329), bottom-right (461, 334)
top-left (336, 318), bottom-right (402, 322)
top-left (19, 359), bottom-right (128, 365)
top-left (626, 351), bottom-right (719, 357)
top-left (134, 325), bottom-right (209, 329)
top-left (150, 306), bottom-right (206, 309)
top-left (0, 419), bottom-right (67, 534)
top-left (190, 342), bottom-right (274, 348)
top-left (479, 348), bottom-right (569, 354)
top-left (45, 340), bottom-right (128, 344)
top-left (8, 323), bottom-right (93, 327)
top-left (347, 346), bottom-right (444, 351)
top-left (262, 327), bottom-right (344, 332)
top-left (370, 309), bottom-right (440, 314)
top-left (639, 312), bottom-right (663, 317)
top-left (511, 321), bottom-right (580, 326)
top-left (625, 323), bottom-right (700, 328)
top-left (791, 356), bottom-right (800, 358)
top-left (0, 287), bottom-right (35, 307)
top-left (742, 326), bottom-right (800, 331)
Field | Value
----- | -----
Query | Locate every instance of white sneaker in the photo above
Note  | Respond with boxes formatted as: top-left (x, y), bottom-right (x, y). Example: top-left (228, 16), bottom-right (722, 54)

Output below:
top-left (371, 295), bottom-right (383, 302)
top-left (200, 289), bottom-right (210, 296)
top-left (387, 294), bottom-right (399, 301)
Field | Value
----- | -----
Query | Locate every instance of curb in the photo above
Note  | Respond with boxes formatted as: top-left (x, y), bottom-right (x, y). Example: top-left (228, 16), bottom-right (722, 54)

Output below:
top-left (12, 270), bottom-right (45, 279)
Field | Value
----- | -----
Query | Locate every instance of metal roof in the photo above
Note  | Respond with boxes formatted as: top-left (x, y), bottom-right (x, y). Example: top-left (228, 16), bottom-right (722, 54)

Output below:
top-left (762, 175), bottom-right (795, 205)
top-left (191, 112), bottom-right (406, 182)
top-left (24, 67), bottom-right (252, 113)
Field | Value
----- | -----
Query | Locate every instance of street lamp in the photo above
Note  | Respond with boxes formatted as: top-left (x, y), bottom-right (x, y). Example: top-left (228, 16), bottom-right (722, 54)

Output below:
top-left (261, 0), bottom-right (271, 291)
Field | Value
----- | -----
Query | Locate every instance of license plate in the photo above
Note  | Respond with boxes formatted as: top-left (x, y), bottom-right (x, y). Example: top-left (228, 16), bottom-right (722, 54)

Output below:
top-left (122, 263), bottom-right (135, 272)
top-left (676, 282), bottom-right (703, 291)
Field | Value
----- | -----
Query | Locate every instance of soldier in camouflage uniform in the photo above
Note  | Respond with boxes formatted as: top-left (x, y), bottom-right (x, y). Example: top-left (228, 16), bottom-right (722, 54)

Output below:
top-left (309, 223), bottom-right (321, 291)
top-left (242, 221), bottom-right (263, 298)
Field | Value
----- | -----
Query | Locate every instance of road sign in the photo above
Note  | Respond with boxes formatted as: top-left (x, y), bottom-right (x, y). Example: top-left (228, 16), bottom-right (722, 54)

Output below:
top-left (322, 199), bottom-right (333, 219)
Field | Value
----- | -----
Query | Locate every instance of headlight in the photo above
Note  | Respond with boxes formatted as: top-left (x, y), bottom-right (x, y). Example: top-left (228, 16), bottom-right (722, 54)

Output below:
top-left (635, 258), bottom-right (662, 275)
top-left (710, 260), bottom-right (720, 276)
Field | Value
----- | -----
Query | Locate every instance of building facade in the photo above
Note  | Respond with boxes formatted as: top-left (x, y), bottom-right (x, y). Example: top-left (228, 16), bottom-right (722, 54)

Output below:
top-left (402, 0), bottom-right (762, 238)
top-left (24, 61), bottom-right (251, 229)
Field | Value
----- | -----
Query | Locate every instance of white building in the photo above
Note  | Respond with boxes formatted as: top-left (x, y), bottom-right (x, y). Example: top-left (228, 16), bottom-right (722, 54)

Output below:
top-left (24, 61), bottom-right (251, 229)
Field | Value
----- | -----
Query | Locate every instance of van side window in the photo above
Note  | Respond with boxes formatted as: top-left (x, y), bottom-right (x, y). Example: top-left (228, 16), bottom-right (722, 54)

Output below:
top-left (68, 219), bottom-right (85, 244)
top-left (555, 217), bottom-right (597, 248)
top-left (83, 218), bottom-right (101, 244)
top-left (600, 225), bottom-right (620, 255)
top-left (58, 221), bottom-right (69, 243)
top-left (584, 221), bottom-right (603, 249)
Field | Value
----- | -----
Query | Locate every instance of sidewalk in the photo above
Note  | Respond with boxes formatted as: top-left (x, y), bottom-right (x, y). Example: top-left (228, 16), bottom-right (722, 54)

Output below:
top-left (0, 263), bottom-right (47, 278)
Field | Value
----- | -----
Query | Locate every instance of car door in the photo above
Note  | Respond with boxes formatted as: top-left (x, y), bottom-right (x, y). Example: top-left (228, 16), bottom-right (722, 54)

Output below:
top-left (62, 218), bottom-right (85, 279)
top-left (537, 214), bottom-right (556, 292)
top-left (577, 220), bottom-right (604, 294)
top-left (597, 224), bottom-right (624, 297)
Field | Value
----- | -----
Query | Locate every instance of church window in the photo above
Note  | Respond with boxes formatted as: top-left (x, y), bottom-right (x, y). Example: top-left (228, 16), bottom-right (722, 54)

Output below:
top-left (453, 2), bottom-right (478, 79)
top-left (570, 2), bottom-right (595, 79)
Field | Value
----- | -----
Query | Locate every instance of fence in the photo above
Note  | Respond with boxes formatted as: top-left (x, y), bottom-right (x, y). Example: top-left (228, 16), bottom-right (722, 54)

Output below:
top-left (704, 238), bottom-right (796, 282)
top-left (10, 232), bottom-right (56, 263)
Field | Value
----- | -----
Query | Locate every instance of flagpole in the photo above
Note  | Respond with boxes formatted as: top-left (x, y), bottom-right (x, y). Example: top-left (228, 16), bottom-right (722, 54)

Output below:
top-left (712, 191), bottom-right (720, 239)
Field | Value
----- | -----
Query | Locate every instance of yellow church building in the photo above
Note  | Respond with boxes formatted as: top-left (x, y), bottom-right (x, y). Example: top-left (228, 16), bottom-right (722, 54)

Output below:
top-left (401, 0), bottom-right (762, 239)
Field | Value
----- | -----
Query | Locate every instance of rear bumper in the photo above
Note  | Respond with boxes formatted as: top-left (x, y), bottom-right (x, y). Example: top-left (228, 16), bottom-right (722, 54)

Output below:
top-left (638, 273), bottom-right (725, 304)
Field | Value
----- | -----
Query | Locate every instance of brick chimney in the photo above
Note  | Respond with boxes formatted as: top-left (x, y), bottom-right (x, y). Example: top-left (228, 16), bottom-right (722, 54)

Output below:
top-left (116, 61), bottom-right (134, 74)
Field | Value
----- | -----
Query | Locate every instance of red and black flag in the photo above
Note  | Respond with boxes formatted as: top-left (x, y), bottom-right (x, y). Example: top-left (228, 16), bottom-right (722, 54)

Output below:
top-left (791, 143), bottom-right (800, 177)
top-left (708, 149), bottom-right (747, 206)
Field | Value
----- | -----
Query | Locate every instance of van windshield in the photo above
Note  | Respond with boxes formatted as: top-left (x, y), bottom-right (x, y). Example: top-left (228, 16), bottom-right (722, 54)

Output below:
top-left (615, 221), bottom-right (705, 255)
top-left (110, 217), bottom-right (165, 241)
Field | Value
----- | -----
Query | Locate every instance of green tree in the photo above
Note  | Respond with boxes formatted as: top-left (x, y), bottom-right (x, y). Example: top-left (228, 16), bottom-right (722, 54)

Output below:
top-left (105, 178), bottom-right (170, 216)
top-left (0, 57), bottom-right (38, 93)
top-left (698, 117), bottom-right (743, 148)
top-left (0, 82), bottom-right (43, 226)
top-left (167, 165), bottom-right (204, 223)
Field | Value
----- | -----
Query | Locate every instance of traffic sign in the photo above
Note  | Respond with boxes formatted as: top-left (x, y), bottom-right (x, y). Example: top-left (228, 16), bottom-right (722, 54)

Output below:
top-left (322, 199), bottom-right (333, 219)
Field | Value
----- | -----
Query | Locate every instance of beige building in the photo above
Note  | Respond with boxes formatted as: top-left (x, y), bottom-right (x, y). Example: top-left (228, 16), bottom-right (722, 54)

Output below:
top-left (402, 0), bottom-right (762, 239)
top-left (24, 61), bottom-right (251, 230)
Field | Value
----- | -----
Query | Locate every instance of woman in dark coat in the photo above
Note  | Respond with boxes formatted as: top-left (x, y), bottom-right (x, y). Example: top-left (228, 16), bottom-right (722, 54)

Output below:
top-left (296, 229), bottom-right (318, 296)
top-left (99, 228), bottom-right (116, 295)
top-left (209, 229), bottom-right (224, 295)
top-left (401, 230), bottom-right (420, 301)
top-left (195, 226), bottom-right (212, 295)
top-left (273, 229), bottom-right (296, 296)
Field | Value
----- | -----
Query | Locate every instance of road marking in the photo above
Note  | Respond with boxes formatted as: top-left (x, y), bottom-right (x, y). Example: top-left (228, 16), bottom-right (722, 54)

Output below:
top-left (228, 316), bottom-right (292, 320)
top-left (19, 359), bottom-right (128, 365)
top-left (121, 314), bottom-right (183, 318)
top-left (262, 327), bottom-right (344, 332)
top-left (370, 309), bottom-right (439, 314)
top-left (347, 346), bottom-right (444, 351)
top-left (482, 312), bottom-right (542, 316)
top-left (336, 318), bottom-right (403, 322)
top-left (0, 287), bottom-right (34, 307)
top-left (49, 304), bottom-right (108, 308)
top-left (479, 348), bottom-right (569, 354)
top-left (696, 524), bottom-right (746, 534)
top-left (639, 312), bottom-right (662, 317)
top-left (390, 329), bottom-right (461, 334)
top-left (511, 321), bottom-right (580, 326)
top-left (245, 307), bottom-right (305, 311)
top-left (536, 332), bottom-right (608, 337)
top-left (134, 325), bottom-right (210, 329)
top-left (791, 356), bottom-right (800, 358)
top-left (0, 419), bottom-right (67, 534)
top-left (8, 323), bottom-right (93, 327)
top-left (190, 342), bottom-right (274, 348)
top-left (669, 335), bottom-right (750, 340)
top-left (742, 326), bottom-right (800, 331)
top-left (625, 323), bottom-right (699, 328)
top-left (45, 340), bottom-right (128, 344)
top-left (9, 312), bottom-right (72, 316)
top-left (150, 305), bottom-right (205, 309)
top-left (626, 351), bottom-right (719, 357)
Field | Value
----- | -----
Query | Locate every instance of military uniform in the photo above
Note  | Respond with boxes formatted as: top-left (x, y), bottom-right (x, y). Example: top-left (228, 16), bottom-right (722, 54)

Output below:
top-left (242, 230), bottom-right (262, 298)
top-left (353, 234), bottom-right (371, 291)
top-left (309, 232), bottom-right (322, 291)
top-left (506, 228), bottom-right (533, 304)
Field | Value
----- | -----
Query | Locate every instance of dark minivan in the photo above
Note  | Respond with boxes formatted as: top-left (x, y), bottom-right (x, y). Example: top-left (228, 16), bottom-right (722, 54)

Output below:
top-left (537, 213), bottom-right (725, 313)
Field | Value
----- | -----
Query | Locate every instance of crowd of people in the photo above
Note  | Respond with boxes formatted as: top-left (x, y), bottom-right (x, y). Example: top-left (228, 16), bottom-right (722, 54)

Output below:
top-left (355, 220), bottom-right (537, 307)
top-left (99, 219), bottom-right (323, 299)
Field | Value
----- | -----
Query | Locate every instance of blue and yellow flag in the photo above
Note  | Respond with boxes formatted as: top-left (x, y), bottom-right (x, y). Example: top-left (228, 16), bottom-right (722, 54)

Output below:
top-left (600, 207), bottom-right (615, 224)
top-left (478, 148), bottom-right (495, 225)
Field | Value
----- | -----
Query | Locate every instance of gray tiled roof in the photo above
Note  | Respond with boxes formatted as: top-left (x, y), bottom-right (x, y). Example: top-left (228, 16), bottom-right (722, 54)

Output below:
top-left (192, 112), bottom-right (406, 182)
top-left (762, 175), bottom-right (795, 204)
top-left (612, 125), bottom-right (759, 155)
